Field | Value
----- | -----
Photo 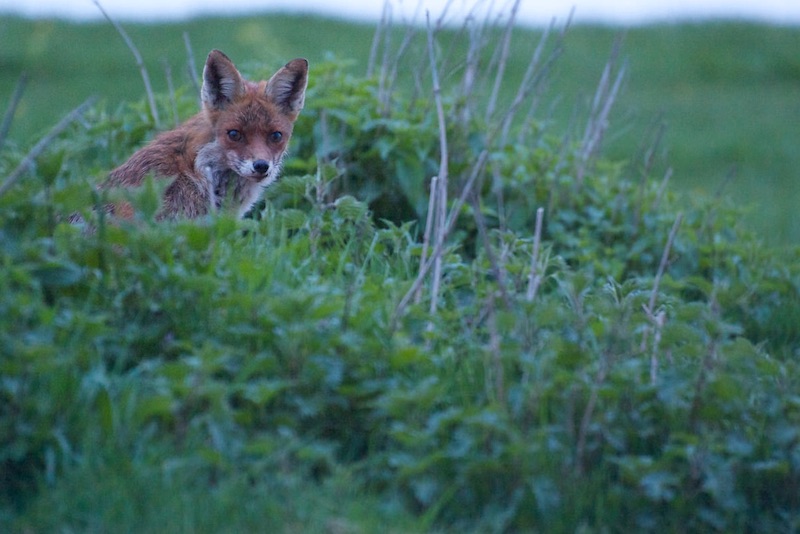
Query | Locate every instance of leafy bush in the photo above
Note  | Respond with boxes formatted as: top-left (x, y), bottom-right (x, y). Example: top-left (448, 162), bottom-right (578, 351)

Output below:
top-left (1, 14), bottom-right (799, 533)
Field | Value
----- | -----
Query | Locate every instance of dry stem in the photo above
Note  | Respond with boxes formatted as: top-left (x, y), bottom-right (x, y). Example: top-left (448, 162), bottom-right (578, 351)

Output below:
top-left (183, 32), bottom-right (201, 99)
top-left (94, 0), bottom-right (160, 128)
top-left (526, 207), bottom-right (545, 302)
top-left (426, 10), bottom-right (449, 316)
top-left (0, 98), bottom-right (96, 197)
top-left (577, 37), bottom-right (627, 186)
top-left (641, 212), bottom-right (683, 384)
top-left (0, 73), bottom-right (28, 150)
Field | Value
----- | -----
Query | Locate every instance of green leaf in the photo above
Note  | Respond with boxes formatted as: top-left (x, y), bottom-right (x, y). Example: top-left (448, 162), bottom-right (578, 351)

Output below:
top-left (31, 261), bottom-right (83, 288)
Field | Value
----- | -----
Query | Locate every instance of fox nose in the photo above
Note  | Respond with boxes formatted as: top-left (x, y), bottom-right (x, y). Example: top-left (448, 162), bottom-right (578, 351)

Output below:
top-left (253, 160), bottom-right (270, 175)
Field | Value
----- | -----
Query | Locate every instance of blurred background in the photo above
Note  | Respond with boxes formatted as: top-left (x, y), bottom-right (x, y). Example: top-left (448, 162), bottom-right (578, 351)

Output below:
top-left (1, 0), bottom-right (798, 243)
top-left (1, 0), bottom-right (799, 24)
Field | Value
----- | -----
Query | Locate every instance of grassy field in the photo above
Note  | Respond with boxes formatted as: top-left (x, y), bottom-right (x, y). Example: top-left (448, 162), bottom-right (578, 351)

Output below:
top-left (2, 8), bottom-right (800, 532)
top-left (0, 14), bottom-right (798, 243)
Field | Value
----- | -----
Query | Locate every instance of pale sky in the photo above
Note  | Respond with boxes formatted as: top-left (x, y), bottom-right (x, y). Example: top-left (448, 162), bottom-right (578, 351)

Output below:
top-left (1, 0), bottom-right (799, 25)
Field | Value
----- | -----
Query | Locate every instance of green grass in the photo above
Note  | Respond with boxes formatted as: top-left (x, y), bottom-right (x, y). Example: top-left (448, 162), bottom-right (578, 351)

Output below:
top-left (1, 15), bottom-right (798, 243)
top-left (16, 452), bottom-right (423, 533)
top-left (1, 10), bottom-right (800, 532)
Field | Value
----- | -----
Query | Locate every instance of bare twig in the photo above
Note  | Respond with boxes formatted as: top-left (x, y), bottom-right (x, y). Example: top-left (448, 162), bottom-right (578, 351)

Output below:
top-left (391, 146), bottom-right (492, 330)
top-left (0, 73), bottom-right (28, 150)
top-left (0, 97), bottom-right (96, 197)
top-left (367, 0), bottom-right (390, 78)
top-left (382, 20), bottom-right (419, 116)
top-left (459, 20), bottom-right (481, 126)
top-left (688, 292), bottom-right (721, 431)
top-left (429, 173), bottom-right (447, 317)
top-left (652, 166), bottom-right (673, 212)
top-left (500, 20), bottom-right (553, 142)
top-left (377, 3), bottom-right (394, 114)
top-left (641, 212), bottom-right (683, 384)
top-left (577, 37), bottom-right (627, 186)
top-left (646, 212), bottom-right (683, 315)
top-left (416, 175), bottom-right (439, 304)
top-left (470, 192), bottom-right (512, 308)
top-left (183, 32), bottom-right (200, 98)
top-left (526, 207), bottom-right (545, 302)
top-left (94, 0), bottom-right (160, 128)
top-left (649, 310), bottom-right (666, 384)
top-left (426, 10), bottom-right (449, 317)
top-left (392, 7), bottom-right (573, 330)
top-left (485, 294), bottom-right (505, 402)
top-left (485, 0), bottom-right (520, 123)
top-left (162, 59), bottom-right (180, 127)
top-left (641, 119), bottom-right (667, 179)
top-left (575, 364), bottom-right (607, 476)
top-left (714, 165), bottom-right (737, 199)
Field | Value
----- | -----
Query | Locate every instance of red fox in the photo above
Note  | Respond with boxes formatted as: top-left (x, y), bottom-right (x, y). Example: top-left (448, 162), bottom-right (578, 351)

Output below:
top-left (104, 50), bottom-right (308, 219)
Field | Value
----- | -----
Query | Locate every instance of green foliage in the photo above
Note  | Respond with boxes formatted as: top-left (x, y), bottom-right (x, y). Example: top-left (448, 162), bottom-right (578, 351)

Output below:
top-left (2, 16), bottom-right (799, 243)
top-left (1, 26), bottom-right (800, 534)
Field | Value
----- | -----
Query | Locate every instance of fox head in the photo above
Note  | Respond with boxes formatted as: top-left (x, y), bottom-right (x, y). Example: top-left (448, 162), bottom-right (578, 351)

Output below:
top-left (200, 50), bottom-right (308, 184)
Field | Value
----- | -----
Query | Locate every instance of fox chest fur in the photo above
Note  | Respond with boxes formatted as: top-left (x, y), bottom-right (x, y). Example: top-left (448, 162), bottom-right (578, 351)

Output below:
top-left (105, 50), bottom-right (308, 219)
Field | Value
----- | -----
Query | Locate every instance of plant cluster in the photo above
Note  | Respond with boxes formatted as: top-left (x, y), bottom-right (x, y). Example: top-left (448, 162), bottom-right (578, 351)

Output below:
top-left (1, 8), bottom-right (799, 532)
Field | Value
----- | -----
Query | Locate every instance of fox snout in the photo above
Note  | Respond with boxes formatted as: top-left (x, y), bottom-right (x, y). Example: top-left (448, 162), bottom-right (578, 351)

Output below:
top-left (253, 160), bottom-right (270, 175)
top-left (230, 156), bottom-right (276, 181)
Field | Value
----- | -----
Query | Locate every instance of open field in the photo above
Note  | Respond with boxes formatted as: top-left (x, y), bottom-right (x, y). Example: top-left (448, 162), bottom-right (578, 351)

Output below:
top-left (0, 14), bottom-right (798, 243)
top-left (1, 10), bottom-right (800, 532)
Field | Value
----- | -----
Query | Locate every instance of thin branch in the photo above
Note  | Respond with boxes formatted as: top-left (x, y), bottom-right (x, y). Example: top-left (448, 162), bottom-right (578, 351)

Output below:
top-left (416, 176), bottom-right (439, 304)
top-left (646, 212), bottom-right (683, 315)
top-left (575, 364), bottom-right (607, 476)
top-left (649, 310), bottom-right (666, 385)
top-left (577, 37), bottom-right (627, 186)
top-left (94, 0), bottom-right (160, 128)
top-left (393, 6), bottom-right (571, 329)
top-left (426, 10), bottom-right (449, 317)
top-left (485, 294), bottom-right (505, 402)
top-left (640, 212), bottom-right (683, 383)
top-left (367, 0), bottom-right (390, 78)
top-left (485, 0), bottom-right (520, 123)
top-left (0, 73), bottom-right (28, 150)
top-left (429, 173), bottom-right (447, 317)
top-left (391, 146), bottom-right (491, 331)
top-left (470, 192), bottom-right (512, 309)
top-left (377, 3), bottom-right (394, 114)
top-left (162, 59), bottom-right (180, 127)
top-left (183, 32), bottom-right (201, 99)
top-left (714, 165), bottom-right (737, 199)
top-left (459, 19), bottom-right (479, 126)
top-left (500, 22), bottom-right (550, 142)
top-left (526, 207), bottom-right (545, 302)
top-left (380, 10), bottom-right (420, 117)
top-left (0, 97), bottom-right (96, 197)
top-left (652, 166), bottom-right (673, 212)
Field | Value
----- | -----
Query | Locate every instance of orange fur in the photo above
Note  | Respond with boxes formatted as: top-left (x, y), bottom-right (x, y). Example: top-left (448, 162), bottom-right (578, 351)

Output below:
top-left (104, 50), bottom-right (308, 219)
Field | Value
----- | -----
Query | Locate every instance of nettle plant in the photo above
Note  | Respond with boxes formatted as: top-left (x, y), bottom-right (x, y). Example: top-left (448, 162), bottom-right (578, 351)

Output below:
top-left (1, 6), bottom-right (799, 532)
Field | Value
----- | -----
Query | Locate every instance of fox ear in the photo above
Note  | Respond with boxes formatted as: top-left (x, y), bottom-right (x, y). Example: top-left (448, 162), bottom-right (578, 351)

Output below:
top-left (202, 50), bottom-right (245, 110)
top-left (265, 58), bottom-right (308, 119)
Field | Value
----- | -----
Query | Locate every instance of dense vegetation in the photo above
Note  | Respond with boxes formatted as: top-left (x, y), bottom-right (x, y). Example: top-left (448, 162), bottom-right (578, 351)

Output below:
top-left (0, 14), bottom-right (799, 243)
top-left (1, 8), bottom-right (799, 533)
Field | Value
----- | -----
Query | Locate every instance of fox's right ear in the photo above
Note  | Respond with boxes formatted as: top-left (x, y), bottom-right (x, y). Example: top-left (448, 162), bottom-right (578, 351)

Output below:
top-left (265, 58), bottom-right (309, 120)
top-left (202, 50), bottom-right (245, 111)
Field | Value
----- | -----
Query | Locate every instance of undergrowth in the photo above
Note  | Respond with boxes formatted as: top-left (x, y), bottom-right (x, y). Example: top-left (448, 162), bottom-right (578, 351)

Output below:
top-left (1, 5), bottom-right (799, 533)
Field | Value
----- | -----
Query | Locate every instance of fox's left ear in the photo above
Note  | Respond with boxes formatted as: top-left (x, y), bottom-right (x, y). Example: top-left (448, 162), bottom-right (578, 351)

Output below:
top-left (202, 49), bottom-right (246, 111)
top-left (265, 58), bottom-right (309, 120)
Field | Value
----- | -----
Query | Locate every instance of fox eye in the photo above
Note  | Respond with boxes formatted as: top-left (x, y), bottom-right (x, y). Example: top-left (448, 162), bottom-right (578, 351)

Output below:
top-left (227, 130), bottom-right (243, 142)
top-left (269, 131), bottom-right (283, 143)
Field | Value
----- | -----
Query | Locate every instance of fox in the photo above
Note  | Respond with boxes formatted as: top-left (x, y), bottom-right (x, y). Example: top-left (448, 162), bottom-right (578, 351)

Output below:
top-left (103, 50), bottom-right (308, 219)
